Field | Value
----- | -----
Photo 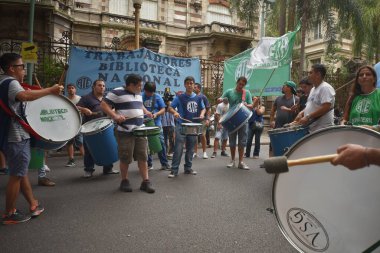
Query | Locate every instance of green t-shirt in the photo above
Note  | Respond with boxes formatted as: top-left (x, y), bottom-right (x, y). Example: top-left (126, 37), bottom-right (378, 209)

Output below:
top-left (221, 88), bottom-right (253, 107)
top-left (349, 89), bottom-right (380, 126)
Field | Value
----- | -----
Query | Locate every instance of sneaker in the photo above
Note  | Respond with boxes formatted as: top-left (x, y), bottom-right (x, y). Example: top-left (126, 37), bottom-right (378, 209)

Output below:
top-left (65, 159), bottom-right (75, 167)
top-left (2, 210), bottom-right (31, 225)
top-left (120, 179), bottom-right (132, 192)
top-left (30, 203), bottom-right (45, 218)
top-left (103, 169), bottom-right (120, 175)
top-left (238, 162), bottom-right (250, 170)
top-left (211, 152), bottom-right (217, 158)
top-left (147, 165), bottom-right (154, 171)
top-left (43, 165), bottom-right (51, 172)
top-left (253, 156), bottom-right (259, 159)
top-left (192, 153), bottom-right (198, 158)
top-left (0, 168), bottom-right (8, 175)
top-left (140, 180), bottom-right (155, 193)
top-left (202, 152), bottom-right (208, 159)
top-left (184, 169), bottom-right (197, 175)
top-left (227, 160), bottom-right (236, 168)
top-left (160, 165), bottom-right (171, 171)
top-left (168, 171), bottom-right (178, 178)
top-left (38, 177), bottom-right (56, 187)
top-left (83, 171), bottom-right (93, 178)
top-left (221, 151), bottom-right (230, 157)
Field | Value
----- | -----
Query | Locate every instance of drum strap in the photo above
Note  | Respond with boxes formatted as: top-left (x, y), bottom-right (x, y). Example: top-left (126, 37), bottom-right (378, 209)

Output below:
top-left (242, 89), bottom-right (246, 102)
top-left (0, 78), bottom-right (41, 141)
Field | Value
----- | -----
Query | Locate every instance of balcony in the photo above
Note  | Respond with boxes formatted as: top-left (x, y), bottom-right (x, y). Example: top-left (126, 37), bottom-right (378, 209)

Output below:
top-left (188, 22), bottom-right (252, 38)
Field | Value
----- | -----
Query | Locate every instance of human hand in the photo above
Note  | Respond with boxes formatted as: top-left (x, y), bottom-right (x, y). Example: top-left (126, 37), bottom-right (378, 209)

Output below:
top-left (331, 144), bottom-right (367, 170)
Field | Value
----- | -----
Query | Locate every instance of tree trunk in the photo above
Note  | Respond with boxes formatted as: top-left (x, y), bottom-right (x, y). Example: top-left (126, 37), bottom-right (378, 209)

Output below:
top-left (287, 0), bottom-right (296, 32)
top-left (299, 1), bottom-right (309, 80)
top-left (279, 0), bottom-right (287, 35)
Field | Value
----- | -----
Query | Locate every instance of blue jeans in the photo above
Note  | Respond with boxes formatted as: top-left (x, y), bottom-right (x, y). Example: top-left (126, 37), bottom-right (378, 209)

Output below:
top-left (171, 125), bottom-right (197, 175)
top-left (148, 129), bottom-right (169, 167)
top-left (83, 141), bottom-right (113, 172)
top-left (245, 123), bottom-right (264, 157)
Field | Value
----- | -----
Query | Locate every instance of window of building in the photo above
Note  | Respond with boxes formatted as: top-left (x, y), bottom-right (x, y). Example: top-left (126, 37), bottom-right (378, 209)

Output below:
top-left (206, 4), bottom-right (232, 25)
top-left (140, 0), bottom-right (158, 21)
top-left (310, 58), bottom-right (321, 65)
top-left (313, 23), bottom-right (322, 40)
top-left (109, 0), bottom-right (128, 15)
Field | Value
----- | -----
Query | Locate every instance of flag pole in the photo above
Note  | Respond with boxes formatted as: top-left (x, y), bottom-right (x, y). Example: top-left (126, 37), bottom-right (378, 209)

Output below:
top-left (258, 68), bottom-right (276, 97)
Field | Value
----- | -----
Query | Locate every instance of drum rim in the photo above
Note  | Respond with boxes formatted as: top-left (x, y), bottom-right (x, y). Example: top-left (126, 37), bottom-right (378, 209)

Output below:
top-left (25, 94), bottom-right (83, 141)
top-left (181, 123), bottom-right (202, 126)
top-left (80, 117), bottom-right (114, 135)
top-left (132, 126), bottom-right (160, 136)
top-left (219, 103), bottom-right (244, 123)
top-left (271, 125), bottom-right (380, 252)
top-left (268, 126), bottom-right (309, 134)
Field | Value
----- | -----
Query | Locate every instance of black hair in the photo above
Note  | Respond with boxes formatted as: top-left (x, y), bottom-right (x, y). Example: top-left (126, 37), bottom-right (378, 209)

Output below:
top-left (144, 81), bottom-right (156, 92)
top-left (184, 76), bottom-right (195, 84)
top-left (92, 79), bottom-right (104, 87)
top-left (299, 77), bottom-right (312, 85)
top-left (312, 64), bottom-right (327, 78)
top-left (125, 74), bottom-right (142, 86)
top-left (0, 53), bottom-right (22, 72)
top-left (194, 83), bottom-right (202, 89)
top-left (237, 76), bottom-right (247, 84)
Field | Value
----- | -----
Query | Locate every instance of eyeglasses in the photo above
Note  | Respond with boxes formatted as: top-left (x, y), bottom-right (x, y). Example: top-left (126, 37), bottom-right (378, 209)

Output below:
top-left (12, 64), bottom-right (25, 70)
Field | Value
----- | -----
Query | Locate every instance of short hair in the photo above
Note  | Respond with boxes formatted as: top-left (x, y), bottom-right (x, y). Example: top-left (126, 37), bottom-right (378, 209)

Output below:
top-left (184, 76), bottom-right (195, 84)
top-left (125, 74), bottom-right (142, 86)
top-left (312, 64), bottom-right (327, 78)
top-left (0, 53), bottom-right (22, 72)
top-left (92, 79), bottom-right (104, 87)
top-left (144, 82), bottom-right (156, 92)
top-left (299, 77), bottom-right (312, 85)
top-left (237, 76), bottom-right (247, 84)
top-left (67, 83), bottom-right (75, 88)
top-left (194, 83), bottom-right (202, 89)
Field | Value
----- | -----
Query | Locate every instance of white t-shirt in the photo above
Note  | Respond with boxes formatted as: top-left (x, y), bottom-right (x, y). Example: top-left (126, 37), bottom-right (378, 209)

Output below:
top-left (304, 81), bottom-right (335, 132)
top-left (68, 95), bottom-right (81, 105)
top-left (216, 102), bottom-right (229, 117)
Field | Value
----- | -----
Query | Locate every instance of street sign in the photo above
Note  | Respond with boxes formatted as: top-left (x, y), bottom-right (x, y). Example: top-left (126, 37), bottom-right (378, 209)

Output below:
top-left (21, 42), bottom-right (38, 63)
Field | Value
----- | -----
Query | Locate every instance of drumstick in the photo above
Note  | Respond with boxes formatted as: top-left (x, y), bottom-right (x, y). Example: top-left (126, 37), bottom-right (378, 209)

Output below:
top-left (261, 154), bottom-right (338, 174)
top-left (58, 64), bottom-right (69, 87)
top-left (179, 116), bottom-right (192, 123)
top-left (33, 73), bottom-right (42, 88)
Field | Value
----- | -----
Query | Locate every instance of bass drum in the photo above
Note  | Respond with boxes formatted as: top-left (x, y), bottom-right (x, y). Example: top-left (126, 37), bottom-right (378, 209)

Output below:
top-left (272, 126), bottom-right (380, 253)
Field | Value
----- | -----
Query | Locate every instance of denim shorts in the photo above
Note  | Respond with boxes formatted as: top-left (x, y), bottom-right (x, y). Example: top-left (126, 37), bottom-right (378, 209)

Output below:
top-left (67, 133), bottom-right (83, 146)
top-left (5, 139), bottom-right (31, 177)
top-left (228, 123), bottom-right (248, 148)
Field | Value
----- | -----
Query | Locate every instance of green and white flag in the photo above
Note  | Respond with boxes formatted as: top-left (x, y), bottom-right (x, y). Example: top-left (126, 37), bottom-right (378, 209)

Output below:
top-left (248, 22), bottom-right (300, 69)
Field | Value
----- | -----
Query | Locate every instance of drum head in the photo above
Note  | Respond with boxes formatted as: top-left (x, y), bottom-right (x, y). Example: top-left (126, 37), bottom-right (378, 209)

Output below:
top-left (81, 118), bottom-right (113, 135)
top-left (134, 126), bottom-right (159, 131)
top-left (25, 95), bottom-right (82, 142)
top-left (273, 126), bottom-right (380, 253)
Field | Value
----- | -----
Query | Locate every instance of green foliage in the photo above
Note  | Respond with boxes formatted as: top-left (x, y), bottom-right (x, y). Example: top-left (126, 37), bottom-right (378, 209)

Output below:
top-left (36, 57), bottom-right (64, 87)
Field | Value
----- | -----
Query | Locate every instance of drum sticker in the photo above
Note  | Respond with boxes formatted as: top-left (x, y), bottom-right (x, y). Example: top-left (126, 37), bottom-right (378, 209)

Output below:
top-left (287, 208), bottom-right (329, 252)
top-left (40, 108), bottom-right (69, 122)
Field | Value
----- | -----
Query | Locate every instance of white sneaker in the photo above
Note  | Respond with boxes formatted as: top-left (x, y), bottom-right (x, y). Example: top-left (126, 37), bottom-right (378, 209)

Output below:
top-left (148, 165), bottom-right (154, 170)
top-left (253, 156), bottom-right (259, 159)
top-left (193, 153), bottom-right (198, 158)
top-left (83, 171), bottom-right (93, 178)
top-left (227, 160), bottom-right (236, 168)
top-left (43, 165), bottom-right (51, 172)
top-left (238, 162), bottom-right (250, 170)
top-left (202, 152), bottom-right (208, 159)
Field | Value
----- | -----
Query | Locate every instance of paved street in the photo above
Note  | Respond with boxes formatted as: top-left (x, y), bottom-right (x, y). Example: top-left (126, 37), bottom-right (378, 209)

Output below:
top-left (0, 137), bottom-right (297, 253)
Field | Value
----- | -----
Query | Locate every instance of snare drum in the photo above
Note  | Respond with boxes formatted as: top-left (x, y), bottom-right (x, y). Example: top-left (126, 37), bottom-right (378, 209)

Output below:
top-left (268, 126), bottom-right (309, 156)
top-left (137, 120), bottom-right (162, 154)
top-left (25, 94), bottom-right (81, 150)
top-left (219, 103), bottom-right (252, 134)
top-left (81, 118), bottom-right (118, 166)
top-left (272, 126), bottom-right (380, 253)
top-left (133, 126), bottom-right (161, 137)
top-left (180, 123), bottom-right (202, 136)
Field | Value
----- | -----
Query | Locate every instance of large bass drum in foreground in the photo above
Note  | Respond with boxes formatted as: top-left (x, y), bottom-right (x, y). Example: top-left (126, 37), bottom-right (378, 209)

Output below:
top-left (272, 126), bottom-right (380, 253)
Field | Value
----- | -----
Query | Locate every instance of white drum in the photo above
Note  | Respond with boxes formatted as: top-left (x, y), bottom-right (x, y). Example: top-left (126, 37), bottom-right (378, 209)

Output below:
top-left (25, 94), bottom-right (82, 149)
top-left (272, 126), bottom-right (380, 253)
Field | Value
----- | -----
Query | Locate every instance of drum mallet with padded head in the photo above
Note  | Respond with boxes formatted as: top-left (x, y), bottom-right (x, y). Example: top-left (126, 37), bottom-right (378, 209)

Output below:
top-left (261, 154), bottom-right (338, 174)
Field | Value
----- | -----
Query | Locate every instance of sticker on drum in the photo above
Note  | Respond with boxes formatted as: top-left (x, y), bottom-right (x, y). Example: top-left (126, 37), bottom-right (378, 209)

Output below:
top-left (25, 94), bottom-right (81, 142)
top-left (272, 126), bottom-right (380, 253)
